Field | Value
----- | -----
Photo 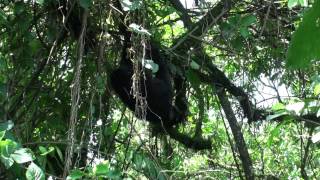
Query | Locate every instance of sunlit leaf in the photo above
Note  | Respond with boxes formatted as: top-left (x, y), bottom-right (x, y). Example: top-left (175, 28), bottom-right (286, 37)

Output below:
top-left (289, 0), bottom-right (308, 8)
top-left (312, 132), bottom-right (320, 143)
top-left (272, 103), bottom-right (285, 111)
top-left (288, 0), bottom-right (299, 8)
top-left (314, 84), bottom-right (320, 96)
top-left (26, 162), bottom-right (45, 180)
top-left (67, 169), bottom-right (85, 180)
top-left (299, 0), bottom-right (308, 7)
top-left (93, 162), bottom-right (109, 176)
top-left (0, 139), bottom-right (18, 168)
top-left (35, 0), bottom-right (44, 5)
top-left (39, 146), bottom-right (54, 156)
top-left (11, 148), bottom-right (34, 164)
top-left (267, 125), bottom-right (282, 147)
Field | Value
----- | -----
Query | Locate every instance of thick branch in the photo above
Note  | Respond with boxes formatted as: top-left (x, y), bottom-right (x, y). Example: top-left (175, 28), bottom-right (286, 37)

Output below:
top-left (217, 89), bottom-right (254, 180)
top-left (166, 127), bottom-right (212, 150)
top-left (169, 0), bottom-right (193, 29)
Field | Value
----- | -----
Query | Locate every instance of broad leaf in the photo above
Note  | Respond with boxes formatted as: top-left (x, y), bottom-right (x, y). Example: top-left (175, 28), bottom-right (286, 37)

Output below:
top-left (39, 146), bottom-right (54, 156)
top-left (26, 162), bottom-right (45, 180)
top-left (0, 139), bottom-right (18, 168)
top-left (288, 0), bottom-right (299, 8)
top-left (240, 15), bottom-right (256, 27)
top-left (287, 1), bottom-right (320, 68)
top-left (67, 169), bottom-right (85, 180)
top-left (93, 163), bottom-right (109, 176)
top-left (11, 148), bottom-right (34, 164)
top-left (312, 132), bottom-right (320, 143)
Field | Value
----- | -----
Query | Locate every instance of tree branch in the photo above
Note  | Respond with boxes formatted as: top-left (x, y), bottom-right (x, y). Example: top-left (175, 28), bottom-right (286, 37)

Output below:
top-left (216, 88), bottom-right (254, 179)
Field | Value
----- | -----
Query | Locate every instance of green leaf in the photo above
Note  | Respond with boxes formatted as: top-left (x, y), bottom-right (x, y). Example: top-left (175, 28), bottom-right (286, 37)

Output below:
top-left (0, 120), bottom-right (14, 131)
top-left (287, 0), bottom-right (320, 68)
top-left (220, 22), bottom-right (235, 39)
top-left (39, 146), bottom-right (54, 156)
top-left (26, 162), bottom-right (45, 180)
top-left (288, 0), bottom-right (299, 8)
top-left (0, 9), bottom-right (7, 25)
top-left (267, 125), bottom-right (281, 147)
top-left (231, 36), bottom-right (244, 50)
top-left (190, 61), bottom-right (200, 70)
top-left (289, 0), bottom-right (308, 8)
top-left (272, 103), bottom-right (285, 111)
top-left (93, 163), bottom-right (109, 176)
top-left (0, 139), bottom-right (18, 168)
top-left (79, 0), bottom-right (92, 9)
top-left (312, 132), bottom-right (320, 143)
top-left (266, 111), bottom-right (288, 121)
top-left (314, 84), bottom-right (320, 96)
top-left (299, 0), bottom-right (308, 7)
top-left (240, 15), bottom-right (256, 27)
top-left (0, 131), bottom-right (5, 141)
top-left (11, 148), bottom-right (35, 164)
top-left (239, 27), bottom-right (250, 38)
top-left (55, 146), bottom-right (64, 162)
top-left (35, 0), bottom-right (44, 5)
top-left (67, 169), bottom-right (85, 180)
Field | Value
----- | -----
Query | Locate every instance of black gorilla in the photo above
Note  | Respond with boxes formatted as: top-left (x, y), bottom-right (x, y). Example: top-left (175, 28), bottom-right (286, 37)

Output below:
top-left (110, 35), bottom-right (184, 128)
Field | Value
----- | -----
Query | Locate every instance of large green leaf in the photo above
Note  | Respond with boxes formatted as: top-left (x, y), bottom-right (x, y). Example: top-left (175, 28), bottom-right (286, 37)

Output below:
top-left (288, 0), bottom-right (308, 9)
top-left (93, 163), bottom-right (109, 176)
top-left (287, 0), bottom-right (320, 68)
top-left (0, 139), bottom-right (18, 168)
top-left (26, 162), bottom-right (45, 180)
top-left (11, 148), bottom-right (35, 164)
top-left (67, 169), bottom-right (85, 180)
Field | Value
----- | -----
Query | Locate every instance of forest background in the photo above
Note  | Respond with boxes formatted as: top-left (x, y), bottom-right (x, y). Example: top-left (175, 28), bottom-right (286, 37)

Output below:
top-left (0, 0), bottom-right (320, 179)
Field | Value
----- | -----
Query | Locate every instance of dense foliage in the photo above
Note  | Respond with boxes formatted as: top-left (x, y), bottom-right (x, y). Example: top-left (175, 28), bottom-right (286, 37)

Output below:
top-left (0, 0), bottom-right (320, 179)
